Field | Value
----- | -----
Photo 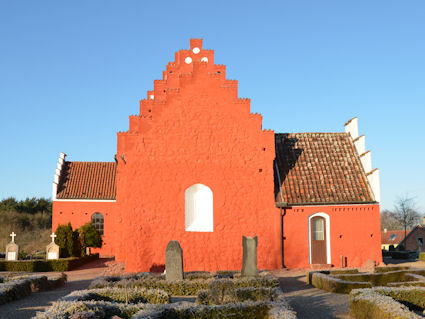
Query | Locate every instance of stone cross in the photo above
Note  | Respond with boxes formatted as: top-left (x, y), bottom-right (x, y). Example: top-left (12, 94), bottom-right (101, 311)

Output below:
top-left (50, 232), bottom-right (57, 243)
top-left (242, 236), bottom-right (258, 277)
top-left (10, 232), bottom-right (16, 242)
top-left (165, 240), bottom-right (184, 281)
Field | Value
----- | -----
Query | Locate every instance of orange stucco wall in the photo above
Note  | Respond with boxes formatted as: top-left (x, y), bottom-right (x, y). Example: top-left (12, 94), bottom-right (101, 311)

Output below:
top-left (51, 39), bottom-right (383, 273)
top-left (52, 201), bottom-right (116, 256)
top-left (113, 39), bottom-right (281, 272)
top-left (282, 204), bottom-right (382, 268)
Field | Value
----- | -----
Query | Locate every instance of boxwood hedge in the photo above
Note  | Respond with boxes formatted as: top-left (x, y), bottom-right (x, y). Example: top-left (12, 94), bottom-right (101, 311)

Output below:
top-left (350, 287), bottom-right (425, 319)
top-left (0, 254), bottom-right (99, 272)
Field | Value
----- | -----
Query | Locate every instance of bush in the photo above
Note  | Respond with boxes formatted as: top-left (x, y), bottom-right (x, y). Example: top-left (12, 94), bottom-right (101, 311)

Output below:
top-left (311, 273), bottom-right (371, 294)
top-left (391, 251), bottom-right (410, 259)
top-left (419, 253), bottom-right (425, 261)
top-left (33, 300), bottom-right (146, 319)
top-left (0, 275), bottom-right (66, 305)
top-left (350, 287), bottom-right (425, 319)
top-left (0, 254), bottom-right (98, 272)
top-left (56, 223), bottom-right (75, 258)
top-left (89, 273), bottom-right (279, 296)
top-left (61, 287), bottom-right (170, 304)
top-left (78, 223), bottom-right (102, 256)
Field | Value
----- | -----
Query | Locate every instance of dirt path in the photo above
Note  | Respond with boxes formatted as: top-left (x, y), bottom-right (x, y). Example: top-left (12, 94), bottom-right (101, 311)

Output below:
top-left (0, 258), bottom-right (112, 319)
top-left (274, 269), bottom-right (354, 319)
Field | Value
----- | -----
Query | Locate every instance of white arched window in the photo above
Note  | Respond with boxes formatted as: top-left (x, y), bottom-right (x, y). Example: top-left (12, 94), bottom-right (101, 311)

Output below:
top-left (185, 184), bottom-right (213, 232)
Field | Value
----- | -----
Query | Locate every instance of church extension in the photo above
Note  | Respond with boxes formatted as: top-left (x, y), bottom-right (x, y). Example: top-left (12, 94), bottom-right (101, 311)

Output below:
top-left (52, 39), bottom-right (382, 272)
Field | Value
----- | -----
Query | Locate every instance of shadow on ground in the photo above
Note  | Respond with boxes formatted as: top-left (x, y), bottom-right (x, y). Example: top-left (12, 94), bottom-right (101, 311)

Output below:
top-left (0, 279), bottom-right (92, 319)
top-left (279, 274), bottom-right (353, 319)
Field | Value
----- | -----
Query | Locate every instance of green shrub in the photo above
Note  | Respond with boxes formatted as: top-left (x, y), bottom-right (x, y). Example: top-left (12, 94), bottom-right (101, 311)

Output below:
top-left (335, 269), bottom-right (425, 286)
top-left (89, 273), bottom-right (278, 296)
top-left (78, 223), bottom-right (102, 256)
top-left (0, 254), bottom-right (98, 272)
top-left (350, 287), bottom-right (425, 319)
top-left (62, 287), bottom-right (170, 304)
top-left (374, 266), bottom-right (411, 273)
top-left (197, 286), bottom-right (276, 305)
top-left (0, 275), bottom-right (66, 305)
top-left (311, 273), bottom-right (372, 294)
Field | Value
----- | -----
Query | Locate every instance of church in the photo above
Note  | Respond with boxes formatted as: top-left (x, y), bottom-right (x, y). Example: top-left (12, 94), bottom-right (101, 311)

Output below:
top-left (52, 39), bottom-right (382, 272)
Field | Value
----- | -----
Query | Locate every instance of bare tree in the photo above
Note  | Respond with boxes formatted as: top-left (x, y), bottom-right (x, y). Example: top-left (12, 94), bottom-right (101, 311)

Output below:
top-left (380, 209), bottom-right (403, 230)
top-left (393, 195), bottom-right (422, 239)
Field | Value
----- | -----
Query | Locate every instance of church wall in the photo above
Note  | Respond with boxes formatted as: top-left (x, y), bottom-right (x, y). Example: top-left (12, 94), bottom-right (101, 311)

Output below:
top-left (113, 48), bottom-right (281, 272)
top-left (282, 204), bottom-right (382, 268)
top-left (52, 201), bottom-right (116, 256)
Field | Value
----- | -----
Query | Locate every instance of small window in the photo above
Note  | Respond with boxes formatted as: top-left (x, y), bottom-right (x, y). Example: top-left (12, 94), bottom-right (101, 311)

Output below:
top-left (185, 184), bottom-right (213, 232)
top-left (389, 234), bottom-right (397, 241)
top-left (313, 218), bottom-right (324, 240)
top-left (91, 212), bottom-right (104, 235)
top-left (418, 238), bottom-right (424, 246)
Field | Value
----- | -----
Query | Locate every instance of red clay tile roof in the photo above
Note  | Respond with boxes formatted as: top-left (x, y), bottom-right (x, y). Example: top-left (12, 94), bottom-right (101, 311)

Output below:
top-left (381, 230), bottom-right (408, 245)
top-left (56, 162), bottom-right (117, 200)
top-left (274, 133), bottom-right (374, 205)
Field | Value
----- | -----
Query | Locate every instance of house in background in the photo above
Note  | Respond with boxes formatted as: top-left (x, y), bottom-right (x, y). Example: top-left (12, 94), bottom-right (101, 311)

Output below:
top-left (51, 39), bottom-right (382, 272)
top-left (398, 220), bottom-right (425, 252)
top-left (381, 229), bottom-right (408, 250)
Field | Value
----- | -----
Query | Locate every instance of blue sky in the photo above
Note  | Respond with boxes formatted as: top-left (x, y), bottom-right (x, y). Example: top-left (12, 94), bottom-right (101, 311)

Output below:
top-left (0, 1), bottom-right (424, 212)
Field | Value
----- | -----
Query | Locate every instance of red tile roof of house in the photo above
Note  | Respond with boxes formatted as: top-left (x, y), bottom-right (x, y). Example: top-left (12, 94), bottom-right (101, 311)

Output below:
top-left (274, 133), bottom-right (374, 205)
top-left (56, 162), bottom-right (117, 200)
top-left (381, 230), bottom-right (408, 245)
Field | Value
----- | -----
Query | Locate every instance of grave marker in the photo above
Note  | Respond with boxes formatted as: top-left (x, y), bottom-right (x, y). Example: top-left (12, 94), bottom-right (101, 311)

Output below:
top-left (165, 240), bottom-right (183, 281)
top-left (242, 236), bottom-right (258, 277)
top-left (6, 232), bottom-right (19, 261)
top-left (46, 232), bottom-right (60, 260)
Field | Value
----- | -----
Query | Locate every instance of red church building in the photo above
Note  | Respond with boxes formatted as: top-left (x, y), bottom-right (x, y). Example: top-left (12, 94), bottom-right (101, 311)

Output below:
top-left (52, 39), bottom-right (382, 272)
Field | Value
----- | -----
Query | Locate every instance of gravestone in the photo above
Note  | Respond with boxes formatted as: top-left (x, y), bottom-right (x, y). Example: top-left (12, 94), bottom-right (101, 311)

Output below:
top-left (46, 232), bottom-right (60, 260)
top-left (165, 240), bottom-right (183, 281)
top-left (5, 232), bottom-right (19, 261)
top-left (242, 236), bottom-right (258, 277)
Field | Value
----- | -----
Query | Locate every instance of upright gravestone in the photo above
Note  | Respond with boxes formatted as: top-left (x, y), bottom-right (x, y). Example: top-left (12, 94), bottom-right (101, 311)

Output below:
top-left (242, 236), bottom-right (258, 277)
top-left (6, 232), bottom-right (19, 261)
top-left (46, 232), bottom-right (60, 260)
top-left (165, 240), bottom-right (184, 281)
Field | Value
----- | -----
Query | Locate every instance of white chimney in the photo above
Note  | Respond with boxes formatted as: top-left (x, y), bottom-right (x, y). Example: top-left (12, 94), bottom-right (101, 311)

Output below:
top-left (345, 117), bottom-right (359, 140)
top-left (353, 135), bottom-right (365, 155)
top-left (360, 151), bottom-right (372, 173)
top-left (367, 169), bottom-right (380, 202)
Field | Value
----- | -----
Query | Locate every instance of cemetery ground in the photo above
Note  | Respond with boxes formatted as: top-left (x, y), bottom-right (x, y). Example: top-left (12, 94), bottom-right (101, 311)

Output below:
top-left (1, 259), bottom-right (423, 318)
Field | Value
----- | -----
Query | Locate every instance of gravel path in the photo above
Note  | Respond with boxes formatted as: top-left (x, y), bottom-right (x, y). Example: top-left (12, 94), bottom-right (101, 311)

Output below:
top-left (0, 258), bottom-right (113, 319)
top-left (275, 269), bottom-right (354, 319)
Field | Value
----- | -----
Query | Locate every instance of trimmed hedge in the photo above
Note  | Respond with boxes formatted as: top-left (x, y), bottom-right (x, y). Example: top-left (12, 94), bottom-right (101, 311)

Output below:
top-left (350, 287), bottom-right (425, 319)
top-left (310, 272), bottom-right (372, 294)
top-left (335, 269), bottom-right (425, 286)
top-left (0, 254), bottom-right (99, 272)
top-left (33, 300), bottom-right (147, 319)
top-left (0, 274), bottom-right (66, 305)
top-left (310, 269), bottom-right (425, 293)
top-left (61, 287), bottom-right (170, 304)
top-left (90, 273), bottom-right (279, 296)
top-left (35, 289), bottom-right (296, 319)
top-left (374, 266), bottom-right (411, 273)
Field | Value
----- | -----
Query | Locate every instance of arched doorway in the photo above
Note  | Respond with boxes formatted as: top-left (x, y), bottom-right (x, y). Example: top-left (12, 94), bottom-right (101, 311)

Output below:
top-left (308, 213), bottom-right (330, 264)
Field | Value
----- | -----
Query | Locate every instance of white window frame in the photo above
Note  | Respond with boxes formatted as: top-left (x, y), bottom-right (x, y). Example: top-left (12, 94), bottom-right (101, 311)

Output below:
top-left (308, 212), bottom-right (331, 264)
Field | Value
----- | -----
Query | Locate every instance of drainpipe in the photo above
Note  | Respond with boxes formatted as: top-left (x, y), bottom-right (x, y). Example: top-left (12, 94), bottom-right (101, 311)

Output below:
top-left (278, 206), bottom-right (287, 269)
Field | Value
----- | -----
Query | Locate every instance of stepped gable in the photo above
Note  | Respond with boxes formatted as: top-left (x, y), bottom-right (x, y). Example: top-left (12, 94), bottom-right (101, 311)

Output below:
top-left (56, 162), bottom-right (117, 200)
top-left (118, 39), bottom-right (264, 145)
top-left (274, 132), bottom-right (374, 205)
